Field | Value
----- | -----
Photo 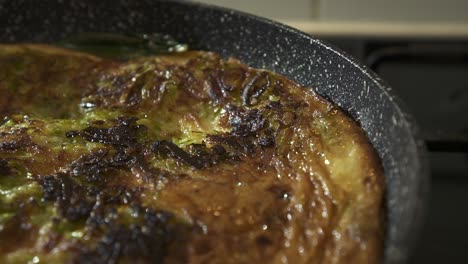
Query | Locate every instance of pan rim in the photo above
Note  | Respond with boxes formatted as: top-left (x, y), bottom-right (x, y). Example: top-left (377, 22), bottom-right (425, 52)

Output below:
top-left (0, 0), bottom-right (430, 263)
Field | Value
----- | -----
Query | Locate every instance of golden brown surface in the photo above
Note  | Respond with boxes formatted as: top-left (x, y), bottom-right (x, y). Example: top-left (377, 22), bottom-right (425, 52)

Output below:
top-left (0, 45), bottom-right (385, 263)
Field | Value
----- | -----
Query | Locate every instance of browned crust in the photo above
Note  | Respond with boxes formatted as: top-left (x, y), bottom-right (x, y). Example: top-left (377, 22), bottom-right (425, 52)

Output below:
top-left (0, 45), bottom-right (385, 264)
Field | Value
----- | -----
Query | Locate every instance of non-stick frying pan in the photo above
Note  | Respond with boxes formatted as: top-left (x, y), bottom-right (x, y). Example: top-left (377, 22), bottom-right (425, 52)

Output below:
top-left (0, 0), bottom-right (429, 263)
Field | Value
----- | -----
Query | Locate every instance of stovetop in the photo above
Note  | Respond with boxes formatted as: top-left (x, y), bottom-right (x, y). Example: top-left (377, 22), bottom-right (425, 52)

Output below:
top-left (322, 37), bottom-right (468, 263)
top-left (412, 172), bottom-right (468, 262)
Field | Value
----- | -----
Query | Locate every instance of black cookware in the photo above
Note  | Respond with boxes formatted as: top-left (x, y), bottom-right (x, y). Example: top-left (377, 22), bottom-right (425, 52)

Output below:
top-left (0, 1), bottom-right (429, 263)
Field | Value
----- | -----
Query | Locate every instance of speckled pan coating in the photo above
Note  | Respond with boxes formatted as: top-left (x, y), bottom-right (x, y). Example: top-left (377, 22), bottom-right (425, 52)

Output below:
top-left (0, 0), bottom-right (429, 263)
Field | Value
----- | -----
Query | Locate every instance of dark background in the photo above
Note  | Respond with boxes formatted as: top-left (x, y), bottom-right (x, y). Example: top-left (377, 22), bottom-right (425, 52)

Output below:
top-left (322, 37), bottom-right (468, 263)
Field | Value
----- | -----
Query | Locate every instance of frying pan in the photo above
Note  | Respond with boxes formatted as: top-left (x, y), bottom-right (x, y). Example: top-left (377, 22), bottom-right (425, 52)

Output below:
top-left (0, 0), bottom-right (429, 263)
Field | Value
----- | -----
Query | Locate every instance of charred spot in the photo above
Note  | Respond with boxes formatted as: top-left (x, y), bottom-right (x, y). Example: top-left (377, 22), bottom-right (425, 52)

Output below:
top-left (258, 129), bottom-right (276, 148)
top-left (187, 143), bottom-right (211, 157)
top-left (0, 158), bottom-right (10, 175)
top-left (220, 65), bottom-right (248, 95)
top-left (207, 128), bottom-right (276, 155)
top-left (70, 147), bottom-right (155, 185)
top-left (0, 141), bottom-right (18, 151)
top-left (211, 144), bottom-right (227, 156)
top-left (126, 88), bottom-right (142, 106)
top-left (207, 134), bottom-right (256, 155)
top-left (84, 203), bottom-right (119, 232)
top-left (83, 189), bottom-right (153, 235)
top-left (152, 141), bottom-right (231, 169)
top-left (227, 105), bottom-right (265, 137)
top-left (68, 117), bottom-right (159, 184)
top-left (0, 135), bottom-right (32, 152)
top-left (152, 140), bottom-right (205, 169)
top-left (66, 117), bottom-right (144, 148)
top-left (83, 67), bottom-right (163, 109)
top-left (207, 71), bottom-right (224, 105)
top-left (258, 136), bottom-right (275, 147)
top-left (38, 175), bottom-right (62, 202)
top-left (187, 143), bottom-right (229, 166)
top-left (124, 71), bottom-right (153, 106)
top-left (38, 173), bottom-right (97, 221)
top-left (102, 185), bottom-right (137, 205)
top-left (241, 72), bottom-right (271, 106)
top-left (179, 57), bottom-right (219, 100)
top-left (84, 191), bottom-right (132, 232)
top-left (206, 134), bottom-right (240, 149)
top-left (73, 208), bottom-right (188, 264)
top-left (62, 197), bottom-right (96, 222)
top-left (38, 170), bottom-right (144, 226)
top-left (70, 150), bottom-right (114, 184)
top-left (205, 63), bottom-right (250, 105)
top-left (111, 149), bottom-right (135, 166)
